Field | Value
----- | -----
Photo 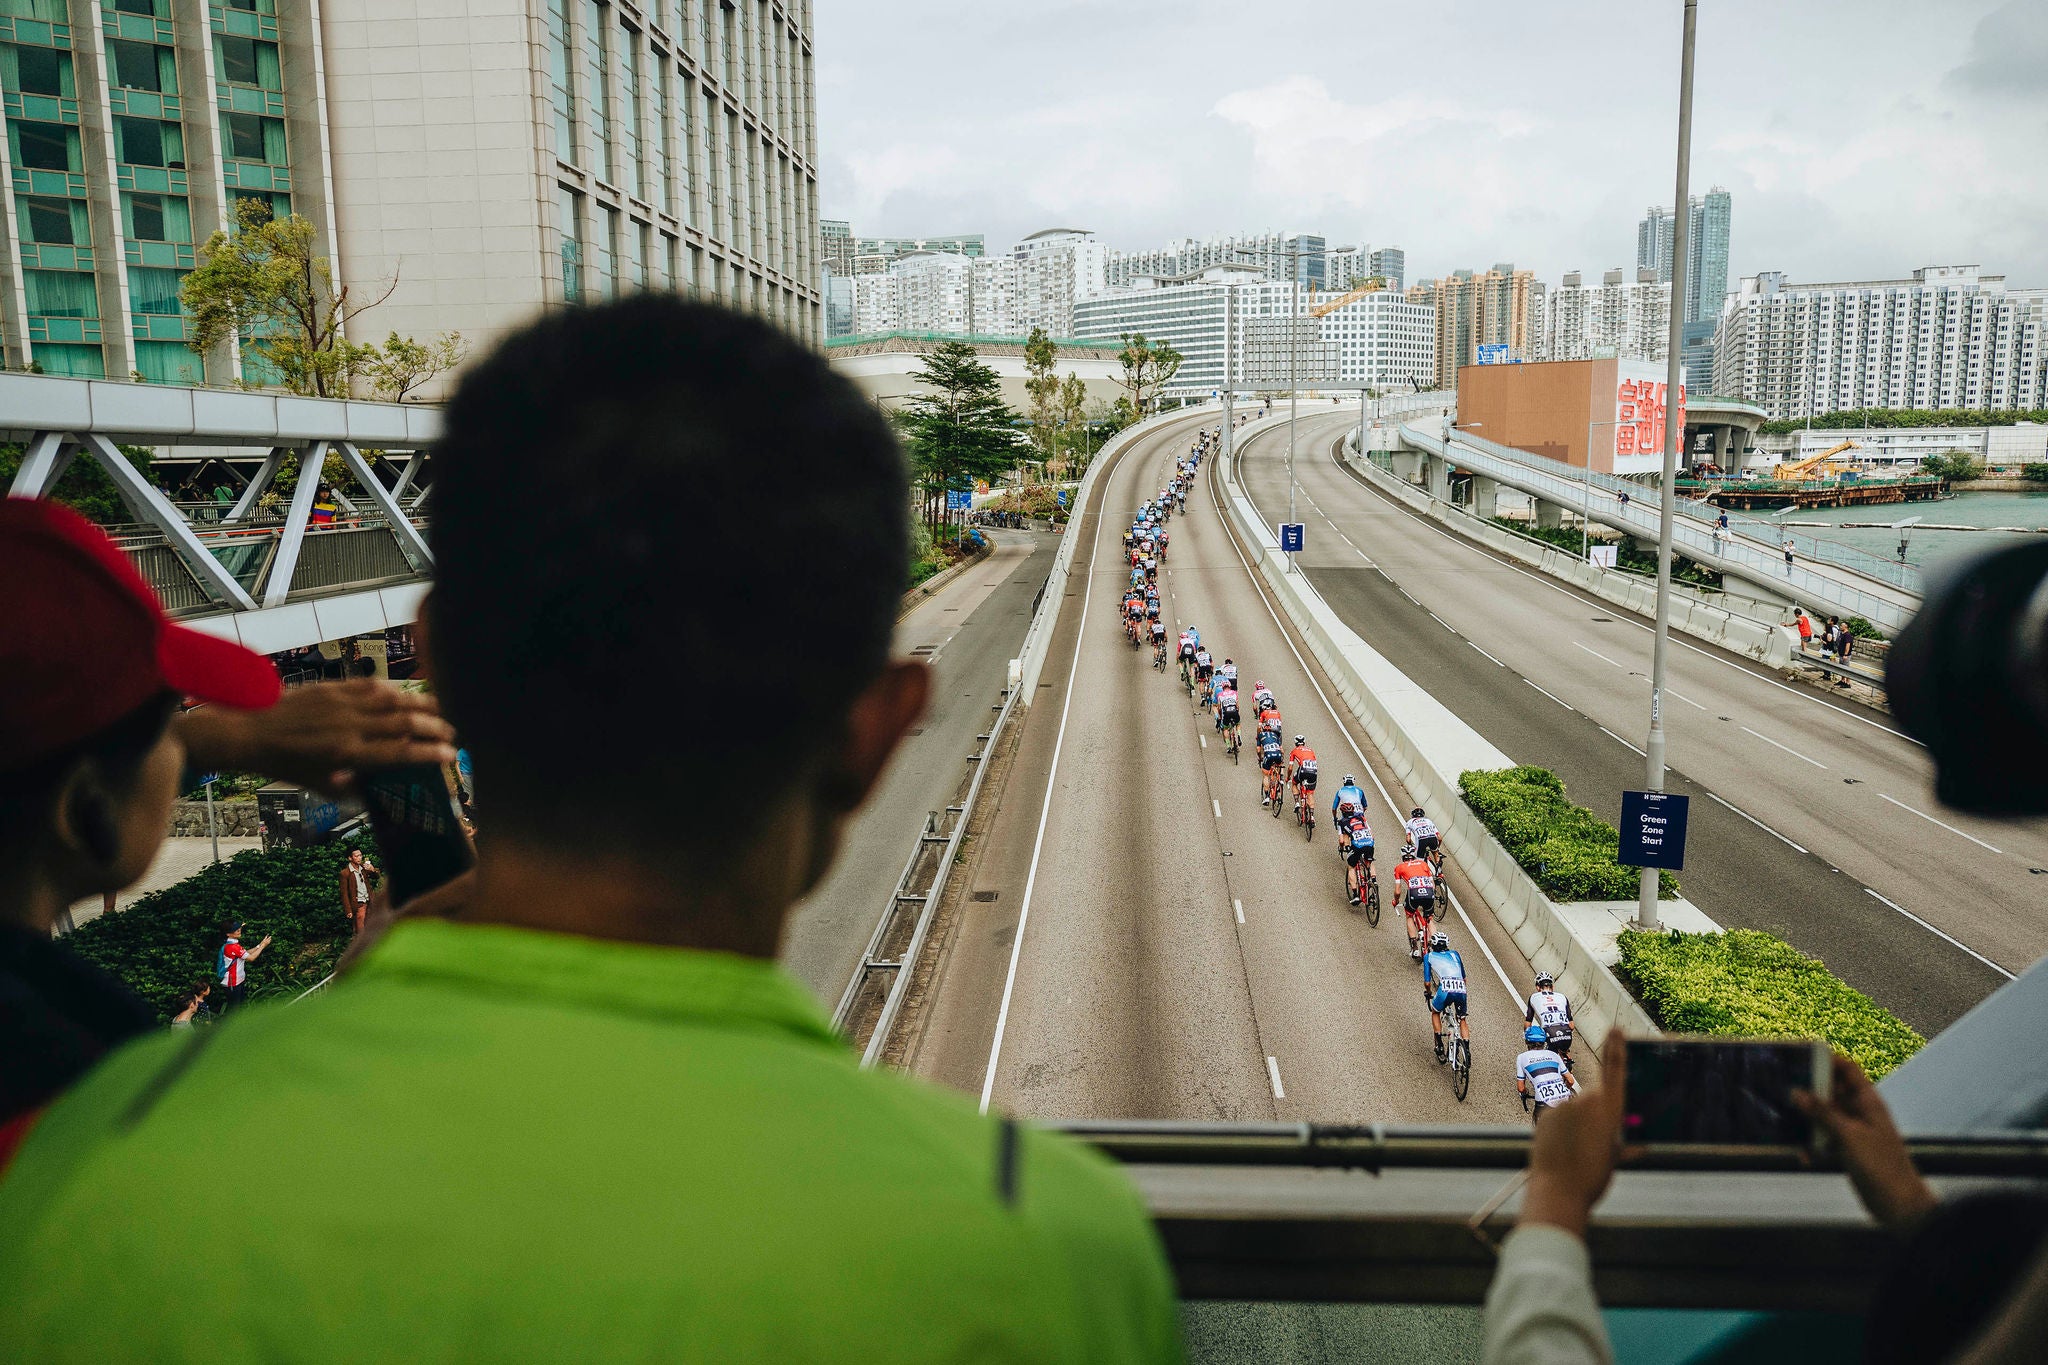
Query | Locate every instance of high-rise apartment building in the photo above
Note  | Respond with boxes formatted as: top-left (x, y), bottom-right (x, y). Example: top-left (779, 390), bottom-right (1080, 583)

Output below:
top-left (0, 0), bottom-right (820, 387)
top-left (1712, 264), bottom-right (2048, 419)
top-left (1636, 186), bottom-right (1731, 327)
top-left (1010, 227), bottom-right (1104, 337)
top-left (1369, 247), bottom-right (1405, 292)
top-left (854, 231), bottom-right (980, 261)
top-left (1544, 268), bottom-right (1669, 366)
top-left (1106, 230), bottom-right (1330, 290)
top-left (820, 216), bottom-right (853, 275)
top-left (848, 248), bottom-right (1022, 336)
top-left (1417, 264), bottom-right (1545, 387)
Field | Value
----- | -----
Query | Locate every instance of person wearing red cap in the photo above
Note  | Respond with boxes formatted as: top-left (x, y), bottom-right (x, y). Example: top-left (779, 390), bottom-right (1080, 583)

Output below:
top-left (0, 499), bottom-right (454, 1127)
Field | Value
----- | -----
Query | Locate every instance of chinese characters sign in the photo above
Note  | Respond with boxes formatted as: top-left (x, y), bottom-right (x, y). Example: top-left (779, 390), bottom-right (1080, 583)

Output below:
top-left (1615, 377), bottom-right (1687, 457)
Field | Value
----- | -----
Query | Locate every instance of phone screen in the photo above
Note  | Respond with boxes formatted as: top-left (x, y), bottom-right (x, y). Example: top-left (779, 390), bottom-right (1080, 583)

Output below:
top-left (360, 763), bottom-right (474, 905)
top-left (1622, 1038), bottom-right (1822, 1148)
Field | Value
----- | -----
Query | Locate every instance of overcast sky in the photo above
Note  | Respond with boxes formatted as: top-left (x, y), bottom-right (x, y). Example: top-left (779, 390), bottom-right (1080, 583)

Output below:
top-left (814, 0), bottom-right (2048, 290)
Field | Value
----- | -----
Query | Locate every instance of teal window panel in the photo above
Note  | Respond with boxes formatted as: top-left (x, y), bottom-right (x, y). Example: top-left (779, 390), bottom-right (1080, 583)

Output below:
top-left (20, 168), bottom-right (86, 196)
top-left (125, 263), bottom-right (183, 315)
top-left (0, 19), bottom-right (67, 50)
top-left (20, 242), bottom-right (91, 271)
top-left (118, 164), bottom-right (175, 192)
top-left (131, 240), bottom-right (189, 269)
top-left (134, 315), bottom-right (191, 344)
top-left (107, 13), bottom-right (175, 45)
top-left (133, 339), bottom-right (200, 383)
top-left (31, 341), bottom-right (105, 377)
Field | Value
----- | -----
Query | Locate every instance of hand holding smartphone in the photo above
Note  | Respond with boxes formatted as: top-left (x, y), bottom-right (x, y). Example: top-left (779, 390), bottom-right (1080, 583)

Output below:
top-left (359, 763), bottom-right (476, 906)
top-left (1621, 1036), bottom-right (1832, 1156)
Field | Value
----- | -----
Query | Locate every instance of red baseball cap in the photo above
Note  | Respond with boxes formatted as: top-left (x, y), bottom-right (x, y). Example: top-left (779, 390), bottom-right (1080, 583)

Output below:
top-left (1, 498), bottom-right (281, 771)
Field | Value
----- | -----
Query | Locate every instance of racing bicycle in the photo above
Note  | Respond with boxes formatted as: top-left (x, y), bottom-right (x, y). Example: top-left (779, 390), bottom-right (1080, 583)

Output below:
top-left (1224, 719), bottom-right (1241, 764)
top-left (1154, 638), bottom-right (1169, 671)
top-left (1293, 780), bottom-right (1315, 841)
top-left (1435, 998), bottom-right (1472, 1102)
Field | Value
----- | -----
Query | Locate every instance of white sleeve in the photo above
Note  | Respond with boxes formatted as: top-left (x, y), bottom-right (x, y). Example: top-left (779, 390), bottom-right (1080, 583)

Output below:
top-left (1482, 1224), bottom-right (1614, 1365)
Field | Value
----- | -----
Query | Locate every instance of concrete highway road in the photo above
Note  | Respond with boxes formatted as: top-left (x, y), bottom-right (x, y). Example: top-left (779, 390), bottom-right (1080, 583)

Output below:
top-left (1240, 409), bottom-right (2046, 1035)
top-left (908, 410), bottom-right (1549, 1126)
top-left (780, 528), bottom-right (1056, 1000)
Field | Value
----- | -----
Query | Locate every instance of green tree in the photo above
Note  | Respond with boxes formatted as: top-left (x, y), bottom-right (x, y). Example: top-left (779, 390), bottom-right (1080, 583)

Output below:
top-left (0, 441), bottom-right (156, 526)
top-left (1111, 333), bottom-right (1183, 419)
top-left (2021, 463), bottom-right (2048, 484)
top-left (1920, 450), bottom-right (1983, 482)
top-left (1055, 372), bottom-right (1089, 473)
top-left (361, 330), bottom-right (468, 402)
top-left (895, 340), bottom-right (1022, 533)
top-left (1022, 327), bottom-right (1062, 466)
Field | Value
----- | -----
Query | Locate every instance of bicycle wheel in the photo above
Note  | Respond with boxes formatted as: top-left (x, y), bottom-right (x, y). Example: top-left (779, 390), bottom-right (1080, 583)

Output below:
top-left (1453, 1039), bottom-right (1471, 1102)
top-left (1302, 803), bottom-right (1314, 843)
top-left (1228, 730), bottom-right (1240, 765)
top-left (1365, 877), bottom-right (1381, 927)
top-left (1271, 785), bottom-right (1283, 818)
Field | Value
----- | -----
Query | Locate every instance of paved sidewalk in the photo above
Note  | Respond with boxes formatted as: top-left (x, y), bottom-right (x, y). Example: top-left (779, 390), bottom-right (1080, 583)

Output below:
top-left (64, 836), bottom-right (263, 931)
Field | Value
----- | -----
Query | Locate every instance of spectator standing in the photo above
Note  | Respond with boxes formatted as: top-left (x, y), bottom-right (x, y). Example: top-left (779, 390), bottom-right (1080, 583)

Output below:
top-left (1783, 537), bottom-right (1796, 571)
top-left (1616, 490), bottom-right (1630, 511)
top-left (309, 485), bottom-right (339, 526)
top-left (169, 982), bottom-right (211, 1029)
top-left (1795, 608), bottom-right (1814, 652)
top-left (214, 923), bottom-right (270, 1013)
top-left (1823, 616), bottom-right (1842, 662)
top-left (0, 297), bottom-right (1181, 1363)
top-left (339, 847), bottom-right (378, 936)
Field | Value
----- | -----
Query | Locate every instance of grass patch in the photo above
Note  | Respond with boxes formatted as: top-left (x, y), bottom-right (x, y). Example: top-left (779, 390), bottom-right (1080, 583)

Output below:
top-left (1616, 928), bottom-right (1924, 1079)
top-left (1459, 765), bottom-right (1677, 901)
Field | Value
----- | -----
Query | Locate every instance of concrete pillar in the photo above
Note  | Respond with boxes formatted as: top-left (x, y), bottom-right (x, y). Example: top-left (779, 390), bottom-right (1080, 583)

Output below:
top-left (1721, 570), bottom-right (1797, 615)
top-left (1472, 475), bottom-right (1500, 520)
top-left (1534, 499), bottom-right (1565, 531)
top-left (1426, 454), bottom-right (1450, 502)
top-left (1391, 450), bottom-right (1424, 483)
top-left (1714, 425), bottom-right (1733, 465)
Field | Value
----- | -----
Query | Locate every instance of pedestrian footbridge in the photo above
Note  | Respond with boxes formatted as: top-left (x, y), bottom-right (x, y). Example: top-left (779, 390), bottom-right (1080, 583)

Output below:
top-left (1388, 420), bottom-right (1922, 633)
top-left (2, 372), bottom-right (436, 653)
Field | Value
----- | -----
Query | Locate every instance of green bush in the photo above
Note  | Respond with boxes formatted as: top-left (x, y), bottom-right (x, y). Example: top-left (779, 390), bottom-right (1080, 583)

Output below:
top-left (1757, 407), bottom-right (2048, 435)
top-left (2021, 463), bottom-right (2048, 484)
top-left (1920, 451), bottom-right (1983, 482)
top-left (1458, 766), bottom-right (1678, 901)
top-left (1842, 616), bottom-right (1886, 642)
top-left (1616, 929), bottom-right (1924, 1079)
top-left (64, 833), bottom-right (377, 1021)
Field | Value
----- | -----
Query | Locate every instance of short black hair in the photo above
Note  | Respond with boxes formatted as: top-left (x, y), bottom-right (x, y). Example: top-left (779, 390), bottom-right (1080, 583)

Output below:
top-left (0, 692), bottom-right (178, 860)
top-left (429, 295), bottom-right (908, 857)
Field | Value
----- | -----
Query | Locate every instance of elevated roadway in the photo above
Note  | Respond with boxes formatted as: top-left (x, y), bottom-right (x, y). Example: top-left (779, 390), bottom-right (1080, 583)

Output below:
top-left (905, 410), bottom-right (1548, 1127)
top-left (782, 529), bottom-right (1057, 999)
top-left (1255, 409), bottom-right (2045, 1035)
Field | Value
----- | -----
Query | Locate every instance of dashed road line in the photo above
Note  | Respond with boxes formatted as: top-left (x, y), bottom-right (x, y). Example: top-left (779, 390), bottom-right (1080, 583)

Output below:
top-left (1468, 641), bottom-right (1506, 667)
top-left (1866, 890), bottom-right (2013, 978)
top-left (1574, 641), bottom-right (1625, 668)
top-left (1213, 798), bottom-right (1223, 819)
top-left (1741, 725), bottom-right (1828, 770)
top-left (1704, 791), bottom-right (1808, 854)
top-left (1234, 898), bottom-right (1245, 924)
top-left (1599, 726), bottom-right (1646, 757)
top-left (1877, 794), bottom-right (2002, 854)
top-left (1525, 679), bottom-right (1575, 711)
top-left (1266, 1055), bottom-right (1286, 1099)
top-left (1428, 612), bottom-right (1457, 633)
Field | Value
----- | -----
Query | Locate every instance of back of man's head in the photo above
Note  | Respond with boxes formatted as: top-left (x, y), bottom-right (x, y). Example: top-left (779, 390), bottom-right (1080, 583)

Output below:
top-left (429, 296), bottom-right (907, 862)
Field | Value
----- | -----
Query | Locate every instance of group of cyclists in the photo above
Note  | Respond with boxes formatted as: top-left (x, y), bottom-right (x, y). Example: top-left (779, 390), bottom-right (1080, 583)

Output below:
top-left (1116, 421), bottom-right (1582, 1117)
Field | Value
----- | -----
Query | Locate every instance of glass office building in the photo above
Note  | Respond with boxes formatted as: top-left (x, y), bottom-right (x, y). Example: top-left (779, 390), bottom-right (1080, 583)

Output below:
top-left (0, 0), bottom-right (820, 391)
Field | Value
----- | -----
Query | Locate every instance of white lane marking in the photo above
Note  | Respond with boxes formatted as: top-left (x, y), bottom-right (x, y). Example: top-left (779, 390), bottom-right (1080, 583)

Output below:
top-left (980, 414), bottom-right (1205, 1113)
top-left (1234, 898), bottom-right (1245, 924)
top-left (1574, 641), bottom-right (1625, 668)
top-left (1324, 442), bottom-right (1918, 743)
top-left (1468, 641), bottom-right (1506, 667)
top-left (1213, 798), bottom-right (1223, 819)
top-left (1200, 734), bottom-right (1207, 749)
top-left (1599, 726), bottom-right (1647, 757)
top-left (1667, 688), bottom-right (1708, 711)
top-left (1399, 588), bottom-right (1420, 606)
top-left (1877, 794), bottom-right (2004, 854)
top-left (1740, 725), bottom-right (1829, 770)
top-left (1866, 890), bottom-right (2014, 979)
top-left (1214, 448), bottom-right (1521, 1009)
top-left (1705, 791), bottom-right (1808, 854)
top-left (1266, 1055), bottom-right (1286, 1099)
top-left (1428, 612), bottom-right (1457, 633)
top-left (1525, 679), bottom-right (1575, 711)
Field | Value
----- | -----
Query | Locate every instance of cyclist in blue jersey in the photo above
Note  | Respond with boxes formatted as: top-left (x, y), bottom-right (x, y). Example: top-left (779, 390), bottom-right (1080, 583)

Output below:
top-left (1515, 1024), bottom-right (1578, 1123)
top-left (1339, 812), bottom-right (1375, 904)
top-left (1331, 776), bottom-right (1368, 825)
top-left (1256, 730), bottom-right (1286, 802)
top-left (1422, 931), bottom-right (1470, 1061)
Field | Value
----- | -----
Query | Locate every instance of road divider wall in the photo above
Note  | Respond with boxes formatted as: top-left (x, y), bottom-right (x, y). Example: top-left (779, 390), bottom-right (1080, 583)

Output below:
top-left (1015, 403), bottom-right (1224, 699)
top-left (1217, 425), bottom-right (1657, 1047)
top-left (1340, 436), bottom-right (1796, 670)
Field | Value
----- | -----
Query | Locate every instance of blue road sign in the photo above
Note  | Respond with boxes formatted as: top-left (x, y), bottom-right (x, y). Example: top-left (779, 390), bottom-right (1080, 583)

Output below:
top-left (946, 488), bottom-right (972, 512)
top-left (1279, 523), bottom-right (1305, 553)
top-left (1476, 344), bottom-right (1510, 366)
top-left (1619, 790), bottom-right (1690, 869)
top-left (1056, 489), bottom-right (1069, 507)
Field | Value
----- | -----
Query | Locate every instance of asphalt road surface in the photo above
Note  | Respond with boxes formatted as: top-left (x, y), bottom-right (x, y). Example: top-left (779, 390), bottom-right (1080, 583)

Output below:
top-left (1237, 409), bottom-right (2045, 1035)
top-left (908, 410), bottom-right (1548, 1127)
top-left (780, 528), bottom-right (1056, 1001)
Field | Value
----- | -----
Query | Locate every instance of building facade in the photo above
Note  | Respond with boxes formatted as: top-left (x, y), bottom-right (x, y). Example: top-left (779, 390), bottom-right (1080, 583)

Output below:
top-left (0, 0), bottom-right (822, 388)
top-left (1544, 268), bottom-right (1669, 366)
top-left (1417, 264), bottom-right (1545, 387)
top-left (819, 214), bottom-right (851, 274)
top-left (1637, 186), bottom-right (1731, 327)
top-left (1105, 230), bottom-right (1331, 291)
top-left (853, 230), bottom-right (980, 261)
top-left (1009, 227), bottom-right (1104, 337)
top-left (1711, 265), bottom-right (2048, 420)
top-left (1369, 246), bottom-right (1405, 292)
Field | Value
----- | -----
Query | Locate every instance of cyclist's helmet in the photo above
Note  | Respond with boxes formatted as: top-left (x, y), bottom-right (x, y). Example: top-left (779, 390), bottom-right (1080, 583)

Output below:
top-left (1430, 932), bottom-right (1450, 953)
top-left (1411, 807), bottom-right (1425, 819)
top-left (1402, 843), bottom-right (1418, 859)
top-left (1294, 734), bottom-right (1306, 745)
top-left (1535, 972), bottom-right (1556, 990)
top-left (1525, 1025), bottom-right (1549, 1047)
top-left (1254, 680), bottom-right (1266, 691)
top-left (1344, 775), bottom-right (1356, 786)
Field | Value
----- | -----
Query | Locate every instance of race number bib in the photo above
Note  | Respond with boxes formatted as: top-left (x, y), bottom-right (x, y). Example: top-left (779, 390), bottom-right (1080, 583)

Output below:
top-left (1437, 976), bottom-right (1466, 995)
top-left (1535, 1077), bottom-right (1571, 1105)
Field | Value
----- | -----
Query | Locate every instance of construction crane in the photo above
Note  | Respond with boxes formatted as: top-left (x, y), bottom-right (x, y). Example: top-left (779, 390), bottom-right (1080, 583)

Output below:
top-left (1306, 276), bottom-right (1388, 318)
top-left (1774, 439), bottom-right (1860, 481)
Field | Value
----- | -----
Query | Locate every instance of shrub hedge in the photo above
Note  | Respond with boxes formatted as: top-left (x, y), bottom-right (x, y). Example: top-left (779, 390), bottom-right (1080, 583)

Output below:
top-left (1458, 765), bottom-right (1678, 901)
top-left (64, 833), bottom-right (378, 1021)
top-left (1616, 928), bottom-right (1924, 1079)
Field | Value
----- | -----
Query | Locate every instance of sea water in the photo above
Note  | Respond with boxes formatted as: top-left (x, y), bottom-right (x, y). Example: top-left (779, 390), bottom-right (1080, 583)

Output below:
top-left (1783, 489), bottom-right (2048, 571)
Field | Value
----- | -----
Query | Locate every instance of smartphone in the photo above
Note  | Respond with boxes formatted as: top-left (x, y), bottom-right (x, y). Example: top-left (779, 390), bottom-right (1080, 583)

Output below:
top-left (1622, 1036), bottom-right (1831, 1155)
top-left (359, 763), bottom-right (474, 905)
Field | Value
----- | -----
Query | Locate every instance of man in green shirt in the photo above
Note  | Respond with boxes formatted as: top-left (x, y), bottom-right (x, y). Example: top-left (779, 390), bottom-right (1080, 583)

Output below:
top-left (0, 297), bottom-right (1183, 1362)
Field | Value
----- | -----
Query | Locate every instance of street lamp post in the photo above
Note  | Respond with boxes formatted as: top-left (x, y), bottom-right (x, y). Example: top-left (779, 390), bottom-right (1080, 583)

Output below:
top-left (1584, 419), bottom-right (1623, 560)
top-left (1640, 0), bottom-right (1700, 933)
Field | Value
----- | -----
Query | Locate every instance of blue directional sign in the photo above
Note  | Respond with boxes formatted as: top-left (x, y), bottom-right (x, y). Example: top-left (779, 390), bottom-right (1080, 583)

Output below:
top-left (1055, 489), bottom-right (1069, 507)
top-left (1619, 790), bottom-right (1690, 869)
top-left (1279, 523), bottom-right (1305, 553)
top-left (1476, 344), bottom-right (1510, 366)
top-left (946, 488), bottom-right (972, 512)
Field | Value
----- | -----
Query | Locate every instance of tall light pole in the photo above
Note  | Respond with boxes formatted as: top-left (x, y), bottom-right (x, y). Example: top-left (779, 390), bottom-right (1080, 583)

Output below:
top-left (1584, 418), bottom-right (1623, 560)
top-left (1640, 0), bottom-right (1699, 933)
